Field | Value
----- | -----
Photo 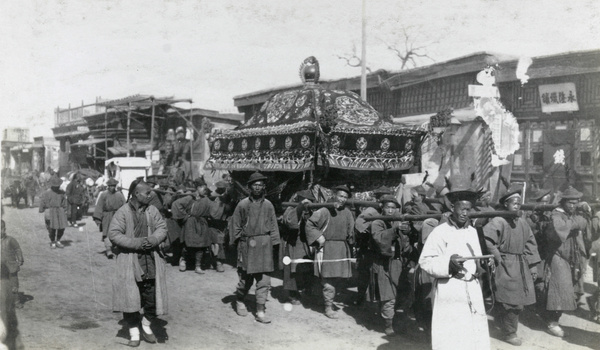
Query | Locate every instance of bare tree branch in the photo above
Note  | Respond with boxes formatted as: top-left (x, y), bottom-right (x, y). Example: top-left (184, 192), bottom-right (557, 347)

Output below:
top-left (384, 26), bottom-right (436, 70)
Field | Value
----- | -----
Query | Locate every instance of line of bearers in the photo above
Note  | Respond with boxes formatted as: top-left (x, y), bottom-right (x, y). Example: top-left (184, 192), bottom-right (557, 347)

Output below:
top-left (99, 172), bottom-right (596, 349)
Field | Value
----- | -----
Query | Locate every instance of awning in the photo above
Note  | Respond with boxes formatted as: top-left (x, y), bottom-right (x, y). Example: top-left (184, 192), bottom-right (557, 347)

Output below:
top-left (70, 138), bottom-right (108, 147)
top-left (108, 142), bottom-right (152, 155)
top-left (392, 106), bottom-right (478, 126)
top-left (10, 144), bottom-right (32, 151)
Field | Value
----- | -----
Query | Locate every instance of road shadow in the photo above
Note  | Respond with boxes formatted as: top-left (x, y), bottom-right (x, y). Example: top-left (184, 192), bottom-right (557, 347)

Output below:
top-left (221, 294), bottom-right (258, 315)
top-left (517, 307), bottom-right (548, 331)
top-left (560, 324), bottom-right (600, 349)
top-left (59, 240), bottom-right (74, 247)
top-left (16, 292), bottom-right (34, 307)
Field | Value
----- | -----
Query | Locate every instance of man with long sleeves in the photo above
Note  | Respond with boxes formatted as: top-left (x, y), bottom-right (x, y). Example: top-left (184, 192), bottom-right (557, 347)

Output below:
top-left (66, 173), bottom-right (87, 226)
top-left (280, 190), bottom-right (316, 305)
top-left (538, 186), bottom-right (585, 338)
top-left (483, 188), bottom-right (540, 346)
top-left (108, 179), bottom-right (168, 347)
top-left (369, 195), bottom-right (412, 336)
top-left (353, 186), bottom-right (392, 307)
top-left (418, 186), bottom-right (490, 350)
top-left (231, 172), bottom-right (280, 324)
top-left (305, 185), bottom-right (355, 319)
top-left (39, 176), bottom-right (68, 248)
top-left (171, 178), bottom-right (216, 274)
top-left (93, 178), bottom-right (126, 259)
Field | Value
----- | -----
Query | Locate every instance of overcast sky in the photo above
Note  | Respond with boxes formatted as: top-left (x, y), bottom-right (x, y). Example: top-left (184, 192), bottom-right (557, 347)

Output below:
top-left (1, 0), bottom-right (598, 138)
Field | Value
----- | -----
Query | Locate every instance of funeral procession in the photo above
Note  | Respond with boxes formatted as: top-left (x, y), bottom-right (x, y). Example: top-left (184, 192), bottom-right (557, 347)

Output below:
top-left (1, 2), bottom-right (600, 350)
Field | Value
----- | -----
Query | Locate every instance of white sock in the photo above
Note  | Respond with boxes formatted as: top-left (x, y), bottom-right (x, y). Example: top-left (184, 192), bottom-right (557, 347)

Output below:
top-left (141, 317), bottom-right (153, 334)
top-left (129, 327), bottom-right (140, 341)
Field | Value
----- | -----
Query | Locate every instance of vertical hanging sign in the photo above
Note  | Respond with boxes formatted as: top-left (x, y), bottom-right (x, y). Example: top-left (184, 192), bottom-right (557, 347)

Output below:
top-left (538, 83), bottom-right (579, 113)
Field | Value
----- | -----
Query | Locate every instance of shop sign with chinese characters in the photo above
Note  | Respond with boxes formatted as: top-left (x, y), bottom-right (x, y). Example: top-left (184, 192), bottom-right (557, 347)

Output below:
top-left (538, 83), bottom-right (579, 113)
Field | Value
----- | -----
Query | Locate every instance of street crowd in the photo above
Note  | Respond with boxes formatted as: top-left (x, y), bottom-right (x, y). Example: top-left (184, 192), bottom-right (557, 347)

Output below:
top-left (2, 166), bottom-right (600, 350)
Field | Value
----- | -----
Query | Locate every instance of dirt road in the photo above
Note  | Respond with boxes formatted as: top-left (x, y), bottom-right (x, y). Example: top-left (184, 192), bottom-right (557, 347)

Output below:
top-left (3, 202), bottom-right (600, 349)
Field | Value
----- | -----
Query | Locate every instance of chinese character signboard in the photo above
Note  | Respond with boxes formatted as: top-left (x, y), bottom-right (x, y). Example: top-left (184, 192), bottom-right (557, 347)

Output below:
top-left (538, 83), bottom-right (579, 113)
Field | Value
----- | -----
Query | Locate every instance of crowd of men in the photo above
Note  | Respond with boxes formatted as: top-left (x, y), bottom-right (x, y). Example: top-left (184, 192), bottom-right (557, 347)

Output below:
top-left (19, 168), bottom-right (600, 349)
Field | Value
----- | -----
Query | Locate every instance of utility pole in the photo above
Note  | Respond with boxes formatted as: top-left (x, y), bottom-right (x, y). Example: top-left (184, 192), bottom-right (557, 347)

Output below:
top-left (126, 102), bottom-right (131, 157)
top-left (360, 0), bottom-right (367, 101)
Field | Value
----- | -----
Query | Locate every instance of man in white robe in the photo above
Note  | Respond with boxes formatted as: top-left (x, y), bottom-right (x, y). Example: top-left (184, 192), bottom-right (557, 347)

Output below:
top-left (419, 189), bottom-right (490, 350)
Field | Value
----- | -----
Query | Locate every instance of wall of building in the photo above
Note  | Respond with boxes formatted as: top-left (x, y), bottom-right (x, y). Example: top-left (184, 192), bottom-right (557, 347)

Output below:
top-left (501, 73), bottom-right (600, 200)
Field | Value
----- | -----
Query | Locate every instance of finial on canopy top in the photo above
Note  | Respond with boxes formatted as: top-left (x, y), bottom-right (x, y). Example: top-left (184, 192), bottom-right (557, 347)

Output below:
top-left (299, 56), bottom-right (320, 84)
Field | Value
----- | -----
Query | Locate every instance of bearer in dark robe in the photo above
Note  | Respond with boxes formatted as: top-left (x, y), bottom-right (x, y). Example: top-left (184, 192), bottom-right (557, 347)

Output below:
top-left (231, 172), bottom-right (280, 324)
top-left (483, 188), bottom-right (540, 346)
top-left (280, 189), bottom-right (316, 305)
top-left (171, 177), bottom-right (215, 274)
top-left (527, 188), bottom-right (553, 304)
top-left (369, 195), bottom-right (413, 336)
top-left (305, 185), bottom-right (355, 319)
top-left (39, 176), bottom-right (68, 248)
top-left (353, 185), bottom-right (393, 306)
top-left (66, 173), bottom-right (87, 226)
top-left (93, 178), bottom-right (126, 259)
top-left (207, 181), bottom-right (235, 273)
top-left (538, 186), bottom-right (585, 338)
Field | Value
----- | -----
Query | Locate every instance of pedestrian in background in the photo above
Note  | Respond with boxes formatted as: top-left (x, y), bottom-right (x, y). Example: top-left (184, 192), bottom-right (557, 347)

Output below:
top-left (93, 178), bottom-right (126, 259)
top-left (39, 177), bottom-right (68, 249)
top-left (66, 173), bottom-right (87, 226)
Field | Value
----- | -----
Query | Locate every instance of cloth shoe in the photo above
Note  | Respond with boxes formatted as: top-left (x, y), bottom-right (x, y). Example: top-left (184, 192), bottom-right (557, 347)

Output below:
top-left (504, 334), bottom-right (522, 346)
top-left (325, 306), bottom-right (339, 319)
top-left (215, 261), bottom-right (225, 273)
top-left (547, 324), bottom-right (564, 337)
top-left (194, 266), bottom-right (205, 274)
top-left (179, 258), bottom-right (187, 272)
top-left (141, 317), bottom-right (157, 344)
top-left (128, 327), bottom-right (140, 347)
top-left (384, 318), bottom-right (395, 336)
top-left (255, 304), bottom-right (271, 324)
top-left (50, 242), bottom-right (57, 249)
top-left (235, 301), bottom-right (248, 317)
top-left (55, 241), bottom-right (64, 248)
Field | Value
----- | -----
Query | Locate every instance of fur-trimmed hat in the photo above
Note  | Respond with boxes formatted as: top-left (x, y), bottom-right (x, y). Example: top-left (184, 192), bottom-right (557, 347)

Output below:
top-left (499, 184), bottom-right (523, 204)
top-left (444, 175), bottom-right (478, 204)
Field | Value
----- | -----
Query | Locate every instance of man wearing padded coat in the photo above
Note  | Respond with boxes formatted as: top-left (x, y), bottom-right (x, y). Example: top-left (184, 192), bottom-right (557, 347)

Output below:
top-left (483, 187), bottom-right (540, 346)
top-left (231, 172), bottom-right (280, 324)
top-left (109, 179), bottom-right (168, 347)
top-left (305, 185), bottom-right (355, 319)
